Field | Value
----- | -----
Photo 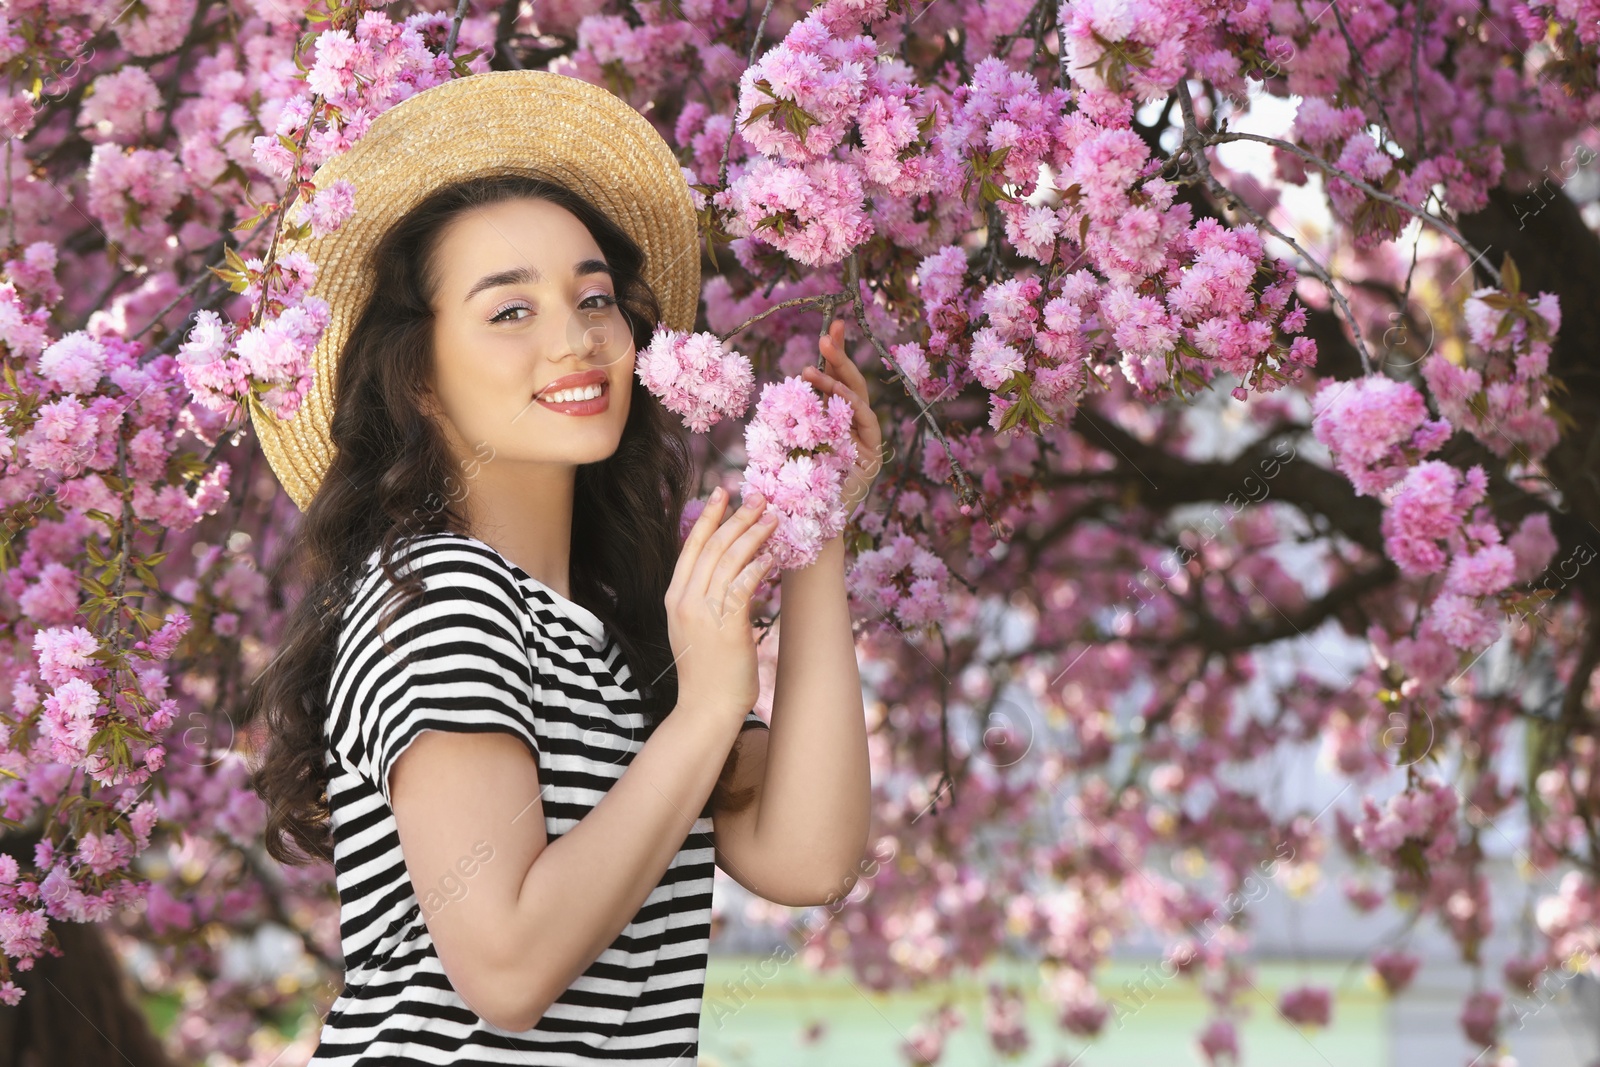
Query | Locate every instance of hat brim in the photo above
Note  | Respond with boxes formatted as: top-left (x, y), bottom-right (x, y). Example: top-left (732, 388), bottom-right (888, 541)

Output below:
top-left (248, 70), bottom-right (702, 513)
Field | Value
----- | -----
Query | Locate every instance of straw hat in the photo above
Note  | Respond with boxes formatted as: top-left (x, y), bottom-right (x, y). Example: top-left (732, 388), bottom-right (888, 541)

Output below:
top-left (248, 69), bottom-right (702, 512)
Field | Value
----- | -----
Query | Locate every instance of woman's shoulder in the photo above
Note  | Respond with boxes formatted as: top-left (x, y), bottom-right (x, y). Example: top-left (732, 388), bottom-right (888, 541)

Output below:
top-left (347, 529), bottom-right (530, 623)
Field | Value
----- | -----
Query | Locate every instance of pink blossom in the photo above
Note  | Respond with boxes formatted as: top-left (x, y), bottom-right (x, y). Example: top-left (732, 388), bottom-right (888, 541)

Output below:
top-left (1370, 948), bottom-right (1422, 994)
top-left (1381, 461), bottom-right (1486, 576)
top-left (36, 331), bottom-right (108, 395)
top-left (1425, 592), bottom-right (1503, 651)
top-left (1506, 511), bottom-right (1559, 583)
top-left (740, 376), bottom-right (858, 569)
top-left (1278, 985), bottom-right (1332, 1027)
top-left (1460, 990), bottom-right (1501, 1048)
top-left (968, 327), bottom-right (1027, 390)
top-left (726, 155), bottom-right (874, 267)
top-left (0, 908), bottom-right (47, 959)
top-left (33, 627), bottom-right (101, 688)
top-left (40, 678), bottom-right (101, 765)
top-left (78, 67), bottom-right (162, 143)
top-left (1444, 544), bottom-right (1517, 598)
top-left (1312, 376), bottom-right (1451, 497)
top-left (636, 329), bottom-right (755, 432)
top-left (1196, 1017), bottom-right (1238, 1065)
top-left (734, 10), bottom-right (876, 163)
top-left (296, 179), bottom-right (357, 238)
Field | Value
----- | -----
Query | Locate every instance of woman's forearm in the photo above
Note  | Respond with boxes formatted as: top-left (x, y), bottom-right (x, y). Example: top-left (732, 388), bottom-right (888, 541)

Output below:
top-left (501, 707), bottom-right (743, 1029)
top-left (760, 532), bottom-right (872, 884)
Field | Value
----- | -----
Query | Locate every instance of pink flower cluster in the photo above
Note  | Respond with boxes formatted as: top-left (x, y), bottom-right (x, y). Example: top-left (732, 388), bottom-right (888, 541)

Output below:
top-left (1311, 376), bottom-right (1453, 496)
top-left (177, 291), bottom-right (329, 422)
top-left (717, 8), bottom-right (952, 267)
top-left (11, 343), bottom-right (232, 536)
top-left (1197, 1017), bottom-right (1239, 1065)
top-left (1459, 989), bottom-right (1502, 1049)
top-left (1420, 287), bottom-right (1562, 463)
top-left (1278, 985), bottom-right (1332, 1027)
top-left (1281, 92), bottom-right (1507, 250)
top-left (559, 7), bottom-right (700, 109)
top-left (983, 981), bottom-right (1031, 1054)
top-left (1380, 461), bottom-right (1531, 650)
top-left (901, 1003), bottom-right (966, 1065)
top-left (635, 328), bottom-right (755, 432)
top-left (739, 377), bottom-right (859, 570)
top-left (911, 68), bottom-right (1317, 414)
top-left (288, 179), bottom-right (357, 240)
top-left (725, 155), bottom-right (874, 267)
top-left (254, 11), bottom-right (488, 184)
top-left (1352, 777), bottom-right (1460, 868)
top-left (734, 11), bottom-right (877, 163)
top-left (1059, 0), bottom-right (1302, 112)
top-left (1060, 0), bottom-right (1188, 102)
top-left (1369, 948), bottom-right (1421, 994)
top-left (847, 526), bottom-right (950, 629)
top-left (1533, 870), bottom-right (1600, 977)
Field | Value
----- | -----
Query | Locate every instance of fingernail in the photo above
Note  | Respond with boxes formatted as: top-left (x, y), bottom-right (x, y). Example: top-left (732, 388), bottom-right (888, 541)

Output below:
top-left (761, 511), bottom-right (778, 524)
top-left (712, 487), bottom-right (724, 501)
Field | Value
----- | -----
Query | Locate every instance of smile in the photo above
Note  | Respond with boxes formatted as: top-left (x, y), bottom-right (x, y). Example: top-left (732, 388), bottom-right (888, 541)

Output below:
top-left (534, 379), bottom-right (609, 415)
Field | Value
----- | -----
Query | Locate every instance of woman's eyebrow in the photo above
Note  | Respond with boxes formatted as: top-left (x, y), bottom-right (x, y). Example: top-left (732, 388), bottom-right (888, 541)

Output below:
top-left (463, 259), bottom-right (615, 304)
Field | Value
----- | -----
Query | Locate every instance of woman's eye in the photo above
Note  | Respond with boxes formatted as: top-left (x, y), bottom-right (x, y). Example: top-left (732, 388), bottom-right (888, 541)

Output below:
top-left (582, 293), bottom-right (619, 310)
top-left (489, 304), bottom-right (530, 323)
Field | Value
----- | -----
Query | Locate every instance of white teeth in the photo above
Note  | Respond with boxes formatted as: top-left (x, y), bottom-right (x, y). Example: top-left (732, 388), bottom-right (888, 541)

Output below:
top-left (541, 383), bottom-right (604, 403)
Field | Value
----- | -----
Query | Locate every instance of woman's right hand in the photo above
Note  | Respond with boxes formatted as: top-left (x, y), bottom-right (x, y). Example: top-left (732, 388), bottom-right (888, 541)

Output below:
top-left (666, 486), bottom-right (780, 727)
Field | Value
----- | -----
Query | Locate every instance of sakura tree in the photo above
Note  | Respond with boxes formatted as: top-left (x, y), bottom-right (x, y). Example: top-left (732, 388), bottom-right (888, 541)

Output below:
top-left (0, 0), bottom-right (1597, 1062)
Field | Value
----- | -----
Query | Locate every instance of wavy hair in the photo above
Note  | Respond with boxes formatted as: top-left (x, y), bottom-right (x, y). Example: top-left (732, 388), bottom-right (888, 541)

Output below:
top-left (246, 172), bottom-right (756, 866)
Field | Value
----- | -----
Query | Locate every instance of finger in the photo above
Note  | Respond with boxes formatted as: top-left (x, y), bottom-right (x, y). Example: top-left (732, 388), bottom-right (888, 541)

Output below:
top-left (687, 492), bottom-right (769, 601)
top-left (723, 549), bottom-right (777, 623)
top-left (818, 327), bottom-right (868, 386)
top-left (817, 322), bottom-right (848, 367)
top-left (708, 511), bottom-right (780, 616)
top-left (669, 489), bottom-right (730, 600)
top-left (802, 367), bottom-right (860, 406)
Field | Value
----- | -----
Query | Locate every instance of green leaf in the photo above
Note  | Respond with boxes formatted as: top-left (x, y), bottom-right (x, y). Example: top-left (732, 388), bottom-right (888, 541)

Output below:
top-left (997, 396), bottom-right (1028, 432)
top-left (1501, 252), bottom-right (1522, 296)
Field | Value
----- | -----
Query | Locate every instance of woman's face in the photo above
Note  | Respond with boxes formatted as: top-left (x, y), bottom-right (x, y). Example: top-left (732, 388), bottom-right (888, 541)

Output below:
top-left (425, 197), bottom-right (635, 471)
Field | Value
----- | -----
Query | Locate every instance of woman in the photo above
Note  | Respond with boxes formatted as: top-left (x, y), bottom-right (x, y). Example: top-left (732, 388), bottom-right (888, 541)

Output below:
top-left (244, 72), bottom-right (877, 1063)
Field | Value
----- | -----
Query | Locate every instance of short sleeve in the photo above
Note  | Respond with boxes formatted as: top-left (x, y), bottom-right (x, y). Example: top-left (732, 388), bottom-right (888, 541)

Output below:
top-left (341, 538), bottom-right (541, 809)
top-left (740, 709), bottom-right (769, 732)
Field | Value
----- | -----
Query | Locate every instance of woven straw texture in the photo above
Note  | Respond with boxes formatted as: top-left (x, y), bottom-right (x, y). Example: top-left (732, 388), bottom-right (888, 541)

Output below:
top-left (247, 69), bottom-right (702, 512)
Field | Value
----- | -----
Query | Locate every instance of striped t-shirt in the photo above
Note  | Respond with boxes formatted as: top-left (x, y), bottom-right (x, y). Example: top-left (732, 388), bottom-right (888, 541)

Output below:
top-left (311, 530), bottom-right (767, 1065)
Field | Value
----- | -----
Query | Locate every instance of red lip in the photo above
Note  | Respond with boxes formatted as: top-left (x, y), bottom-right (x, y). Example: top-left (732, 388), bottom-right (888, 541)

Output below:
top-left (535, 368), bottom-right (608, 399)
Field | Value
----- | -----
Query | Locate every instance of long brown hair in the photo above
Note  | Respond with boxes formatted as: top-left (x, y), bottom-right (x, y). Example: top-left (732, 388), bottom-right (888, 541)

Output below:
top-left (246, 172), bottom-right (756, 867)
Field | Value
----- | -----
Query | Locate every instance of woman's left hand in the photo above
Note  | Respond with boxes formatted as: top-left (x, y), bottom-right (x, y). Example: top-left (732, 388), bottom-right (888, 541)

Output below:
top-left (802, 319), bottom-right (885, 518)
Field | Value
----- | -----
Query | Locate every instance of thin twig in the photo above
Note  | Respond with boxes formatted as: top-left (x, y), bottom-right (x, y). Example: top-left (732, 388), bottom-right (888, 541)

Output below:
top-left (1326, 0), bottom-right (1399, 152)
top-left (718, 0), bottom-right (779, 191)
top-left (445, 0), bottom-right (471, 59)
top-left (1056, 2), bottom-right (1070, 92)
top-left (1205, 128), bottom-right (1500, 285)
top-left (1175, 82), bottom-right (1375, 376)
top-left (1410, 0), bottom-right (1426, 159)
top-left (816, 292), bottom-right (841, 371)
top-left (715, 294), bottom-right (835, 345)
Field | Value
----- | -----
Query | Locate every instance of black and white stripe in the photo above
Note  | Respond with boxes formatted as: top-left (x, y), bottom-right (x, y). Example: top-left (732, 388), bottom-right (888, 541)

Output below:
top-left (310, 531), bottom-right (766, 1065)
